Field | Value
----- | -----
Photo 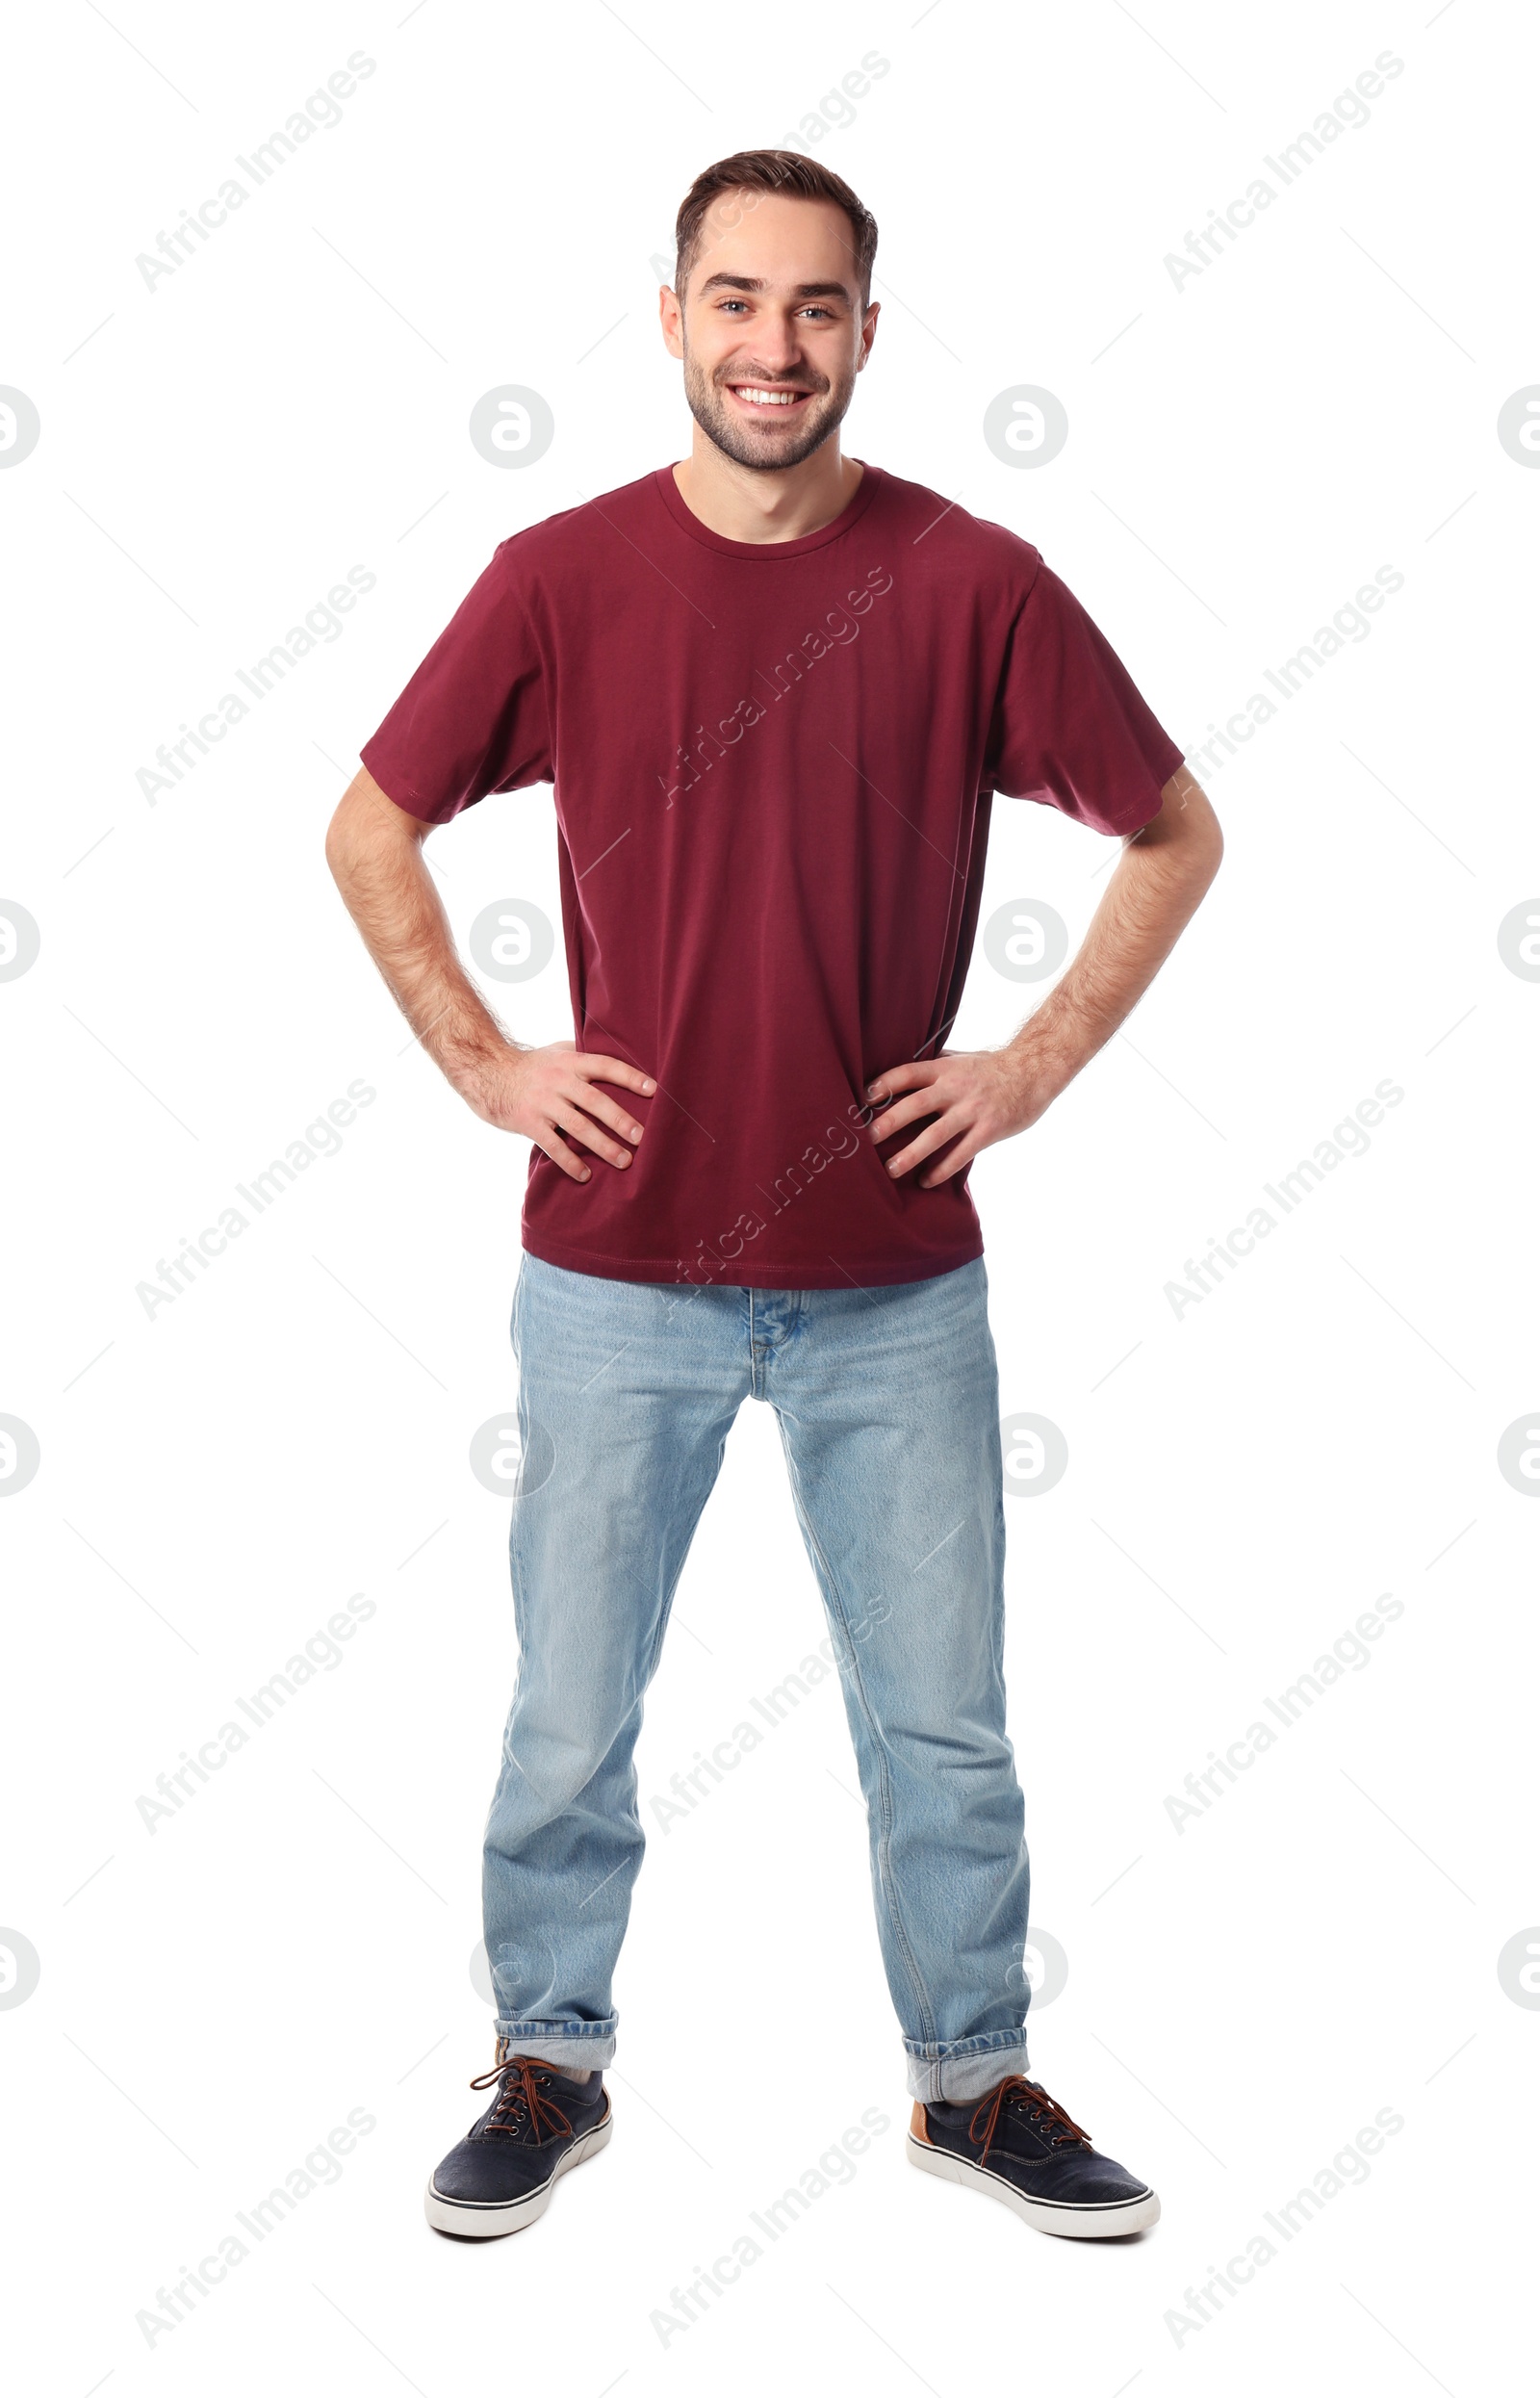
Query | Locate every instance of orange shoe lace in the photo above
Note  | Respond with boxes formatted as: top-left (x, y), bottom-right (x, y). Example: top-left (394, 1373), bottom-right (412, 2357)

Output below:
top-left (468, 2052), bottom-right (576, 2145)
top-left (967, 2075), bottom-right (1091, 2165)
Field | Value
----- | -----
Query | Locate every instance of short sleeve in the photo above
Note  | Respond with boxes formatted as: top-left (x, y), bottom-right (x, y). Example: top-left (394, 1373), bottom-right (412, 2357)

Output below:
top-left (983, 561), bottom-right (1186, 837)
top-left (359, 543), bottom-right (553, 824)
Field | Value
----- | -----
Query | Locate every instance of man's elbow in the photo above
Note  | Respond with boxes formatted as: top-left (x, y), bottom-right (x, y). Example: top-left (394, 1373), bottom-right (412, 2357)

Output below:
top-left (1193, 805), bottom-right (1223, 887)
top-left (323, 796), bottom-right (354, 890)
top-left (1155, 767), bottom-right (1223, 889)
top-left (325, 766), bottom-right (413, 890)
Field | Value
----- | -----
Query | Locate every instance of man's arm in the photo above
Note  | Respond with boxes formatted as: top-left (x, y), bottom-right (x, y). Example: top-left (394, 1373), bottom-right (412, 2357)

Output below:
top-left (323, 766), bottom-right (653, 1184)
top-left (867, 765), bottom-right (1222, 1187)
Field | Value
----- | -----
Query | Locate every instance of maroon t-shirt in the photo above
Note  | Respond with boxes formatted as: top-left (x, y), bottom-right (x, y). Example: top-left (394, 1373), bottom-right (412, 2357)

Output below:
top-left (360, 461), bottom-right (1186, 1289)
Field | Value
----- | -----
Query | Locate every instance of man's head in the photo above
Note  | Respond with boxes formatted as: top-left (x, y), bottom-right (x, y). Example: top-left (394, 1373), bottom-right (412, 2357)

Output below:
top-left (661, 150), bottom-right (879, 474)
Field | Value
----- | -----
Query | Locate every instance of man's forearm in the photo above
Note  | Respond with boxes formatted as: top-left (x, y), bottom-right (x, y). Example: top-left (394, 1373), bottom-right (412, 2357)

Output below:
top-left (1004, 767), bottom-right (1221, 1102)
top-left (325, 776), bottom-right (510, 1100)
top-left (325, 768), bottom-right (653, 1176)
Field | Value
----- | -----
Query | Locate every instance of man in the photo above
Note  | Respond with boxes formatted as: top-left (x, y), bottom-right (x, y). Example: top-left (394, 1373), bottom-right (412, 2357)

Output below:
top-left (326, 148), bottom-right (1221, 2246)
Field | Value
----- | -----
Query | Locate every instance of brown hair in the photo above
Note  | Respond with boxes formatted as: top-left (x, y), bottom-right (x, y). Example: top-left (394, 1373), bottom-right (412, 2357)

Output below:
top-left (673, 150), bottom-right (878, 307)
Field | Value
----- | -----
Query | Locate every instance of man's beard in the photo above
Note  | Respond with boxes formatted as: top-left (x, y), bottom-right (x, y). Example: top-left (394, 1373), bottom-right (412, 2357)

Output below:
top-left (680, 347), bottom-right (855, 473)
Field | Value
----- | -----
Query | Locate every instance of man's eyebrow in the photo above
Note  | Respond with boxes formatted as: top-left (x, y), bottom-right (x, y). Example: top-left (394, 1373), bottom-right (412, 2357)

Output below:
top-left (696, 272), bottom-right (856, 303)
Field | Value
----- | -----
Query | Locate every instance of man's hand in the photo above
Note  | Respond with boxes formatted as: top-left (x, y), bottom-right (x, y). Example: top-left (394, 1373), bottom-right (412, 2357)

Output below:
top-left (866, 766), bottom-right (1223, 1190)
top-left (325, 768), bottom-right (657, 1183)
top-left (464, 1040), bottom-right (654, 1185)
top-left (865, 1050), bottom-right (1048, 1188)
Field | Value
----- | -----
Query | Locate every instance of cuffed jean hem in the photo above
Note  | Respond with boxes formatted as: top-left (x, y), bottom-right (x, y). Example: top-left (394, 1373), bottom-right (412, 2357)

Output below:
top-left (494, 2020), bottom-right (618, 2072)
top-left (904, 2032), bottom-right (1030, 2104)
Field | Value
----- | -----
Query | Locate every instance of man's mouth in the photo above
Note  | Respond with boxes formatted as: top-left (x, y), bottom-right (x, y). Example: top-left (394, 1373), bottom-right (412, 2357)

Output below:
top-left (725, 383), bottom-right (817, 412)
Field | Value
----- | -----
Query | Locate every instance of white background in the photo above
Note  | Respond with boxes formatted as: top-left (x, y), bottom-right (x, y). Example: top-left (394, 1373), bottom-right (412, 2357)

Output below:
top-left (3, 1), bottom-right (1535, 2390)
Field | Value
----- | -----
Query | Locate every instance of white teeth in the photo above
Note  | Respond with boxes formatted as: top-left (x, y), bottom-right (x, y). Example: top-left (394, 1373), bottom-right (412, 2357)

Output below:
top-left (734, 387), bottom-right (802, 406)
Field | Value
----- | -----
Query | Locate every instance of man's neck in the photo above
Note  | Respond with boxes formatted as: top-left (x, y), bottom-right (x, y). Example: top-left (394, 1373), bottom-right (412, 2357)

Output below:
top-left (671, 438), bottom-right (863, 545)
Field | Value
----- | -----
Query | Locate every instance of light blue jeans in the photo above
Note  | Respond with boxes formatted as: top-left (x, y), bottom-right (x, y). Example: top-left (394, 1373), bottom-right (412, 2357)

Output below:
top-left (483, 1251), bottom-right (1032, 2103)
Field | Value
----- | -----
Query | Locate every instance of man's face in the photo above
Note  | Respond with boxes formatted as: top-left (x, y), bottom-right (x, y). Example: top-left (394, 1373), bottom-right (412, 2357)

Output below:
top-left (663, 192), bottom-right (878, 473)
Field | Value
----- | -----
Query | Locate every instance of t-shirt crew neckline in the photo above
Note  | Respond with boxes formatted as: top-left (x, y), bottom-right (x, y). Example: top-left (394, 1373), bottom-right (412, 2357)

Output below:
top-left (652, 459), bottom-right (884, 557)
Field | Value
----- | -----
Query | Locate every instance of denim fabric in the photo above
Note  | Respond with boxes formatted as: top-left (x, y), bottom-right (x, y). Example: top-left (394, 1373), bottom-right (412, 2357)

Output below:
top-left (483, 1251), bottom-right (1032, 2103)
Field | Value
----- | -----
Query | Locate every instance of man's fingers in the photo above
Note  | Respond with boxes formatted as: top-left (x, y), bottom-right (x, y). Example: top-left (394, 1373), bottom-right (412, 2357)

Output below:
top-left (572, 1052), bottom-right (656, 1097)
top-left (562, 1079), bottom-right (646, 1145)
top-left (885, 1109), bottom-right (964, 1179)
top-left (918, 1131), bottom-right (981, 1189)
top-left (870, 1088), bottom-right (946, 1140)
top-left (555, 1108), bottom-right (632, 1169)
top-left (865, 1061), bottom-right (936, 1103)
top-left (539, 1124), bottom-right (594, 1183)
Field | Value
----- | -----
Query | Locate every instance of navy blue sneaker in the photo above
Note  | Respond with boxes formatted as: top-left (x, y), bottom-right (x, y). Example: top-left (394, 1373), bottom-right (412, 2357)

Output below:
top-left (909, 2073), bottom-right (1159, 2237)
top-left (424, 2048), bottom-right (612, 2238)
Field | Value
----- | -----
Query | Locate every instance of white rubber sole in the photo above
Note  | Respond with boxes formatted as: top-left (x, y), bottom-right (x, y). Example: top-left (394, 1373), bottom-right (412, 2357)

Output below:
top-left (907, 2131), bottom-right (1160, 2238)
top-left (424, 2111), bottom-right (613, 2238)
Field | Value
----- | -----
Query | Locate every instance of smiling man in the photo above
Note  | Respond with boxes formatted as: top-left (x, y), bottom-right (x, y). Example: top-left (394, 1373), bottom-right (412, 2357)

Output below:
top-left (327, 149), bottom-right (1221, 2246)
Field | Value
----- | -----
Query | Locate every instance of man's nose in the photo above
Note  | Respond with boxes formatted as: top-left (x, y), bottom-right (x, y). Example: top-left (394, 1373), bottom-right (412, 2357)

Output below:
top-left (739, 322), bottom-right (808, 375)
